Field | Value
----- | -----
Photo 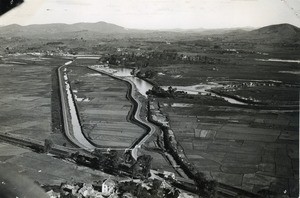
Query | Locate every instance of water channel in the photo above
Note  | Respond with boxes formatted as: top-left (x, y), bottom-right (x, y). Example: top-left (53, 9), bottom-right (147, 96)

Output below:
top-left (61, 66), bottom-right (95, 151)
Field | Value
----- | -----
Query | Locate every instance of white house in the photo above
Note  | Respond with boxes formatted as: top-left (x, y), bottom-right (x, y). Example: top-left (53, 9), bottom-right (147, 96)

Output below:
top-left (163, 171), bottom-right (176, 179)
top-left (102, 178), bottom-right (116, 195)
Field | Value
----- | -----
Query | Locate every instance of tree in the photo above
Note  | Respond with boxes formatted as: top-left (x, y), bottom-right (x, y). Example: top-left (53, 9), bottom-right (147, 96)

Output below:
top-left (123, 150), bottom-right (134, 164)
top-left (144, 70), bottom-right (155, 78)
top-left (92, 148), bottom-right (104, 158)
top-left (44, 139), bottom-right (53, 153)
top-left (132, 155), bottom-right (152, 179)
top-left (164, 188), bottom-right (180, 198)
top-left (103, 150), bottom-right (119, 174)
top-left (150, 179), bottom-right (163, 196)
top-left (167, 86), bottom-right (177, 98)
top-left (194, 172), bottom-right (217, 197)
top-left (91, 148), bottom-right (104, 169)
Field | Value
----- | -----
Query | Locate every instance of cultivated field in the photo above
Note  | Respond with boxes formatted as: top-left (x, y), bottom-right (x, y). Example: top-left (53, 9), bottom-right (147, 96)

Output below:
top-left (67, 65), bottom-right (146, 148)
top-left (158, 100), bottom-right (298, 195)
top-left (0, 54), bottom-right (70, 144)
top-left (0, 55), bottom-right (114, 187)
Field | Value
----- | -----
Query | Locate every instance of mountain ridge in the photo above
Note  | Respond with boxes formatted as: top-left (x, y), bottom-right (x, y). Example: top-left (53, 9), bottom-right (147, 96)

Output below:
top-left (0, 22), bottom-right (299, 43)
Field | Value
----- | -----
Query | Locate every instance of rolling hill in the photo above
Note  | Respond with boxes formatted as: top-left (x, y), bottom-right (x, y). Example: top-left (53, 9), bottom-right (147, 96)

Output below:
top-left (0, 22), bottom-right (299, 44)
top-left (0, 21), bottom-right (127, 38)
top-left (231, 23), bottom-right (300, 43)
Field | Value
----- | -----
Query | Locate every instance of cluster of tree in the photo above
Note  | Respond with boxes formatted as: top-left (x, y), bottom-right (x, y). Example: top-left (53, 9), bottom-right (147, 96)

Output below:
top-left (146, 51), bottom-right (222, 65)
top-left (68, 149), bottom-right (153, 179)
top-left (117, 180), bottom-right (180, 198)
top-left (46, 41), bottom-right (64, 45)
top-left (44, 139), bottom-right (213, 196)
top-left (146, 86), bottom-right (186, 98)
top-left (99, 50), bottom-right (223, 68)
top-left (194, 172), bottom-right (217, 197)
top-left (136, 69), bottom-right (156, 79)
top-left (131, 155), bottom-right (152, 179)
top-left (44, 139), bottom-right (53, 153)
top-left (100, 52), bottom-right (150, 67)
top-left (91, 149), bottom-right (120, 174)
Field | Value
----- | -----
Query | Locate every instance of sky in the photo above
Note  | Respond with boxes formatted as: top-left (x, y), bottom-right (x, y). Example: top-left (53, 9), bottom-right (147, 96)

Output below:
top-left (0, 0), bottom-right (299, 29)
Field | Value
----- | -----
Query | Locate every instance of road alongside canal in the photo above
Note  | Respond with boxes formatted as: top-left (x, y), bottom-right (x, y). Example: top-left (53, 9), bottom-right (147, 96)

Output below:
top-left (58, 62), bottom-right (95, 151)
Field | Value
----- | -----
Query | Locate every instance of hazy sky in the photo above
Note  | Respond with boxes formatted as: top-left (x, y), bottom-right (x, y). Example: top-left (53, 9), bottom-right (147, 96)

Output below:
top-left (0, 0), bottom-right (299, 29)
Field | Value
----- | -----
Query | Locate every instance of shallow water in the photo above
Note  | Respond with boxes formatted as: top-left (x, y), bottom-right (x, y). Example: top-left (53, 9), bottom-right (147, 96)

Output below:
top-left (76, 57), bottom-right (100, 59)
top-left (91, 65), bottom-right (246, 104)
top-left (171, 103), bottom-right (193, 107)
top-left (162, 83), bottom-right (223, 95)
top-left (86, 73), bottom-right (102, 77)
top-left (211, 93), bottom-right (246, 105)
top-left (125, 76), bottom-right (153, 97)
top-left (114, 68), bottom-right (153, 97)
top-left (279, 71), bottom-right (300, 75)
top-left (91, 66), bottom-right (153, 97)
top-left (162, 84), bottom-right (246, 105)
top-left (64, 61), bottom-right (73, 65)
top-left (74, 55), bottom-right (101, 60)
top-left (256, 58), bottom-right (300, 63)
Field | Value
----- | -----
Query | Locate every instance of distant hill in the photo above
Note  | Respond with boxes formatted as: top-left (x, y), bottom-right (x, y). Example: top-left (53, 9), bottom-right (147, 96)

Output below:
top-left (0, 22), bottom-right (299, 44)
top-left (0, 21), bottom-right (127, 38)
top-left (156, 27), bottom-right (253, 35)
top-left (200, 28), bottom-right (250, 35)
top-left (231, 23), bottom-right (300, 43)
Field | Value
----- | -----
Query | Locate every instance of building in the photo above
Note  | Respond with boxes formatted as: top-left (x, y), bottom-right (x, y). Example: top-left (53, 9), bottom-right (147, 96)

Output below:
top-left (102, 178), bottom-right (116, 195)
